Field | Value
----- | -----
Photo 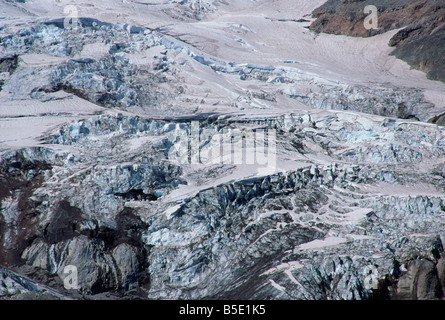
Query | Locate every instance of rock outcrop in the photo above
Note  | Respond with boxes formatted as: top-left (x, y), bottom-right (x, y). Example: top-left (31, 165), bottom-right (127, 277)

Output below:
top-left (309, 0), bottom-right (445, 83)
top-left (1, 0), bottom-right (445, 300)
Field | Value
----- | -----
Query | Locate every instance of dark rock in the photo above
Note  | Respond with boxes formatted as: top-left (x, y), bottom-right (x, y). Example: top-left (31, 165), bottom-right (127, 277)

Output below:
top-left (436, 258), bottom-right (445, 289)
top-left (0, 149), bottom-right (53, 266)
top-left (0, 55), bottom-right (18, 74)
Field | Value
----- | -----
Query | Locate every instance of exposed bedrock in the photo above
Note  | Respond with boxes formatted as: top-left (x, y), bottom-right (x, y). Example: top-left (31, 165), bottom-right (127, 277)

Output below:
top-left (0, 18), bottom-right (441, 121)
top-left (1, 3), bottom-right (445, 300)
top-left (309, 0), bottom-right (445, 83)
